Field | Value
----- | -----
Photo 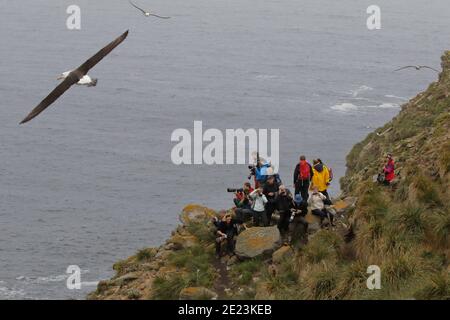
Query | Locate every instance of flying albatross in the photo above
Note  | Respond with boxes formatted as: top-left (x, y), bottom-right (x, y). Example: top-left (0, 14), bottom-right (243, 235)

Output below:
top-left (394, 65), bottom-right (440, 72)
top-left (20, 30), bottom-right (129, 124)
top-left (129, 0), bottom-right (171, 19)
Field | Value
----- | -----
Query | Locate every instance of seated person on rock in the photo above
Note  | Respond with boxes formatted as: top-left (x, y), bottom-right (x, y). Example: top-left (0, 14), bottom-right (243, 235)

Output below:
top-left (308, 186), bottom-right (335, 228)
top-left (212, 213), bottom-right (243, 257)
top-left (233, 182), bottom-right (254, 222)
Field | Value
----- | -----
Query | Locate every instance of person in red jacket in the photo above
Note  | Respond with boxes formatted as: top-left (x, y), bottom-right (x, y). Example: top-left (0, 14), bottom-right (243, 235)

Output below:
top-left (293, 155), bottom-right (314, 201)
top-left (383, 154), bottom-right (395, 185)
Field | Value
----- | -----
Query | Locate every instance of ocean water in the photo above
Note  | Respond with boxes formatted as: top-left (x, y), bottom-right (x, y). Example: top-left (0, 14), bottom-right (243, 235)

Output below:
top-left (0, 0), bottom-right (449, 299)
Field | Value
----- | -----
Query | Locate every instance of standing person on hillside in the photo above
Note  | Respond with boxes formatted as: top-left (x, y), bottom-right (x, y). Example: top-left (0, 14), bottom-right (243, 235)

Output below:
top-left (293, 155), bottom-right (314, 201)
top-left (288, 194), bottom-right (309, 247)
top-left (311, 159), bottom-right (332, 203)
top-left (383, 153), bottom-right (395, 185)
top-left (317, 159), bottom-right (333, 183)
top-left (249, 187), bottom-right (268, 227)
top-left (274, 185), bottom-right (294, 244)
top-left (263, 175), bottom-right (280, 225)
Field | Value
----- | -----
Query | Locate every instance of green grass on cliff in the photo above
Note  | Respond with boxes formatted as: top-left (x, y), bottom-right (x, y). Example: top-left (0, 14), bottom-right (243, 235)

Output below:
top-left (90, 52), bottom-right (450, 301)
top-left (258, 52), bottom-right (450, 300)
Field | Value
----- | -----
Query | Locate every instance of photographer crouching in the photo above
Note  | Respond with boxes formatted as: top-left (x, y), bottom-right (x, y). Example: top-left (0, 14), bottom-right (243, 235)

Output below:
top-left (212, 213), bottom-right (244, 258)
top-left (229, 182), bottom-right (254, 222)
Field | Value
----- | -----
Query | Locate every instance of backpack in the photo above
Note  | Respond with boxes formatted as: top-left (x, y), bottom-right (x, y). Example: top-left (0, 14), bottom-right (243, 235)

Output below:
top-left (299, 161), bottom-right (311, 180)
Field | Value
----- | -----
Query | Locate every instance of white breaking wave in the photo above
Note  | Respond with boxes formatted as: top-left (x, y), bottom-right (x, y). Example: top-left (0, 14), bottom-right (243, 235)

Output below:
top-left (16, 269), bottom-right (90, 284)
top-left (254, 74), bottom-right (278, 81)
top-left (347, 85), bottom-right (373, 97)
top-left (0, 282), bottom-right (27, 299)
top-left (330, 103), bottom-right (359, 112)
top-left (385, 94), bottom-right (408, 101)
top-left (330, 102), bottom-right (400, 112)
top-left (370, 103), bottom-right (400, 109)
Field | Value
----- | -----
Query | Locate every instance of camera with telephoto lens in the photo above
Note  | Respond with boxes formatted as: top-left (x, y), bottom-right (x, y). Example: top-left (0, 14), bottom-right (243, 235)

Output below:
top-left (227, 188), bottom-right (244, 193)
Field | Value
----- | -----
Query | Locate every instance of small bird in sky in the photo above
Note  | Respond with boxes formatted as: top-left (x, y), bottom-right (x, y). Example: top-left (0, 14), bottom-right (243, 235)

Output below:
top-left (394, 65), bottom-right (440, 72)
top-left (20, 30), bottom-right (129, 124)
top-left (129, 1), bottom-right (171, 19)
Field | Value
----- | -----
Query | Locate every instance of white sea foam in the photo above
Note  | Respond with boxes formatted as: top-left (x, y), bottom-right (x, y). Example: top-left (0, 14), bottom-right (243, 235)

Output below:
top-left (0, 284), bottom-right (27, 299)
top-left (385, 94), bottom-right (408, 101)
top-left (254, 74), bottom-right (278, 81)
top-left (16, 269), bottom-right (90, 284)
top-left (369, 103), bottom-right (400, 109)
top-left (330, 102), bottom-right (400, 112)
top-left (347, 85), bottom-right (373, 97)
top-left (330, 103), bottom-right (359, 112)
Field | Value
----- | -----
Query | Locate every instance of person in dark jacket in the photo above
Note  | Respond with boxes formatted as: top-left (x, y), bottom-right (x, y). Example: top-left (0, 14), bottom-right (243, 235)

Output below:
top-left (293, 155), bottom-right (314, 201)
top-left (212, 213), bottom-right (243, 257)
top-left (274, 185), bottom-right (294, 243)
top-left (289, 194), bottom-right (309, 247)
top-left (263, 175), bottom-right (280, 225)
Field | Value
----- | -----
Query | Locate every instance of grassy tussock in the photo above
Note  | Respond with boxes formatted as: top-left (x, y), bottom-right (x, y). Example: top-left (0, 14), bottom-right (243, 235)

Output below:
top-left (152, 275), bottom-right (189, 300)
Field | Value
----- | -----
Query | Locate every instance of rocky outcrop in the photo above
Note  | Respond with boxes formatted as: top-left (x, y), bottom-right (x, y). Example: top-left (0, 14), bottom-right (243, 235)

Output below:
top-left (180, 204), bottom-right (216, 225)
top-left (179, 287), bottom-right (218, 300)
top-left (88, 205), bottom-right (216, 300)
top-left (235, 226), bottom-right (280, 259)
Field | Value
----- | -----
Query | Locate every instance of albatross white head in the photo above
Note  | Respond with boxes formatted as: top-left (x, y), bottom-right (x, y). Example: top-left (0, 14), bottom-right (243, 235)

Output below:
top-left (57, 71), bottom-right (98, 87)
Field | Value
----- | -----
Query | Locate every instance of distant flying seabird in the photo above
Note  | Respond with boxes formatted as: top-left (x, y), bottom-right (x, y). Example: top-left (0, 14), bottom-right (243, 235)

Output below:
top-left (20, 30), bottom-right (129, 125)
top-left (394, 65), bottom-right (440, 72)
top-left (129, 1), bottom-right (171, 19)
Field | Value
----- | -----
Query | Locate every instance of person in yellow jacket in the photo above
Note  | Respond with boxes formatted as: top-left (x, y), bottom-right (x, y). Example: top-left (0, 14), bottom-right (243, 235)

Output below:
top-left (311, 159), bottom-right (332, 202)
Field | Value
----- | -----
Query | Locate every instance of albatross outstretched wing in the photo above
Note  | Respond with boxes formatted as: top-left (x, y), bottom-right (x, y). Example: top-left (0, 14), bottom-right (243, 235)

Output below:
top-left (420, 66), bottom-right (440, 72)
top-left (20, 76), bottom-right (79, 124)
top-left (394, 66), bottom-right (416, 72)
top-left (149, 13), bottom-right (171, 19)
top-left (20, 30), bottom-right (129, 124)
top-left (77, 30), bottom-right (129, 76)
top-left (129, 0), bottom-right (147, 15)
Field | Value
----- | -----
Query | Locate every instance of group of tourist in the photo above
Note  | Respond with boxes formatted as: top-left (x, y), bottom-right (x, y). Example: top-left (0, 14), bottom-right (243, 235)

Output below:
top-left (213, 153), bottom-right (395, 257)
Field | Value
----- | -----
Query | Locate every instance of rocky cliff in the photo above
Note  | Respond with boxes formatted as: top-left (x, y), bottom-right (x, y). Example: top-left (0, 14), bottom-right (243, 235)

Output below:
top-left (89, 52), bottom-right (450, 300)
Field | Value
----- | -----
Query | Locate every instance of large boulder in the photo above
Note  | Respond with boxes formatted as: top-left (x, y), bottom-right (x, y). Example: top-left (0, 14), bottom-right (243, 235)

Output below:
top-left (180, 204), bottom-right (216, 225)
top-left (332, 197), bottom-right (358, 215)
top-left (179, 287), bottom-right (218, 300)
top-left (168, 234), bottom-right (198, 250)
top-left (235, 226), bottom-right (280, 259)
